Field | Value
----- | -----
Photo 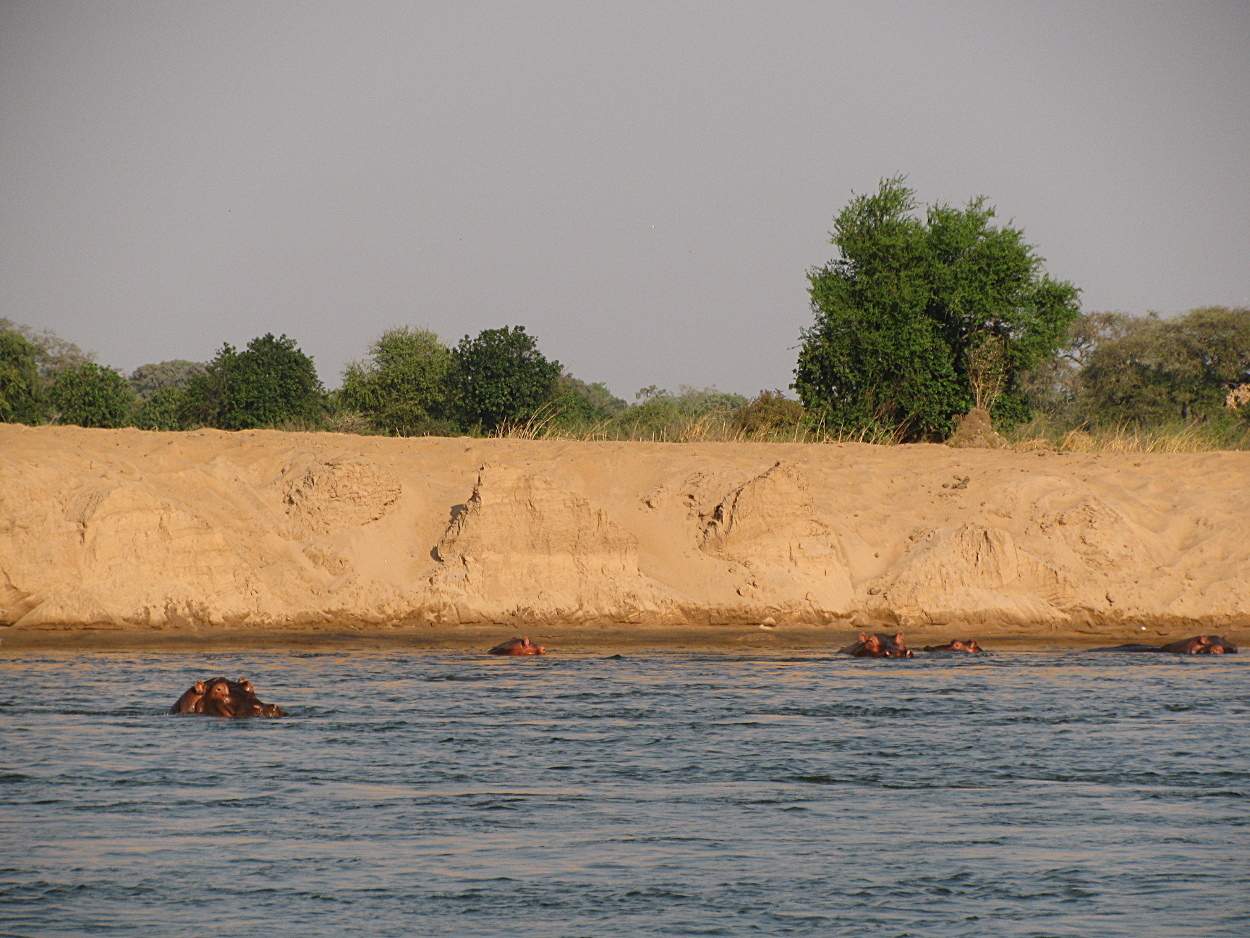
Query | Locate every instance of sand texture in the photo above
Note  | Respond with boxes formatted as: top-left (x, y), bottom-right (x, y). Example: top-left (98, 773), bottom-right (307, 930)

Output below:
top-left (2, 424), bottom-right (1248, 646)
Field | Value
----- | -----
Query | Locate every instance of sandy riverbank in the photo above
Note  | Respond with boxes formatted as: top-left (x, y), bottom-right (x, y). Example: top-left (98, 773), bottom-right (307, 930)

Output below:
top-left (2, 424), bottom-right (1248, 649)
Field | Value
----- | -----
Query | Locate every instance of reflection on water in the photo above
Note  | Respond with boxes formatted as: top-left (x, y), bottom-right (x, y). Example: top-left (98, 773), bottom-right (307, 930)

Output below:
top-left (1, 650), bottom-right (1247, 937)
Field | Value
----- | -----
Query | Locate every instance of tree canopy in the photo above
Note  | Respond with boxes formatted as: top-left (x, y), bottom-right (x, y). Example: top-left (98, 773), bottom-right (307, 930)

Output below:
top-left (339, 327), bottom-right (454, 435)
top-left (450, 326), bottom-right (561, 431)
top-left (1076, 307), bottom-right (1250, 424)
top-left (548, 374), bottom-right (628, 427)
top-left (128, 360), bottom-right (207, 401)
top-left (47, 362), bottom-right (134, 428)
top-left (0, 331), bottom-right (42, 424)
top-left (182, 333), bottom-right (325, 430)
top-left (794, 177), bottom-right (1080, 440)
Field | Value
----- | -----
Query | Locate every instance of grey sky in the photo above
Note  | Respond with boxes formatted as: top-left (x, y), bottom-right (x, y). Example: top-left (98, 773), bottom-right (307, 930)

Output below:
top-left (2, 2), bottom-right (1247, 398)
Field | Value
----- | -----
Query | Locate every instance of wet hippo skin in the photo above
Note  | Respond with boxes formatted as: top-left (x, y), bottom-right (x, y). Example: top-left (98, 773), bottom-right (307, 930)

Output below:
top-left (488, 637), bottom-right (546, 656)
top-left (922, 640), bottom-right (984, 653)
top-left (840, 632), bottom-right (914, 658)
top-left (1092, 635), bottom-right (1238, 655)
top-left (169, 677), bottom-right (286, 717)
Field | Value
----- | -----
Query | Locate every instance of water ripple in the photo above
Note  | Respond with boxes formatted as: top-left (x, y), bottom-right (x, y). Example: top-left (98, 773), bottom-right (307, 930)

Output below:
top-left (0, 650), bottom-right (1247, 937)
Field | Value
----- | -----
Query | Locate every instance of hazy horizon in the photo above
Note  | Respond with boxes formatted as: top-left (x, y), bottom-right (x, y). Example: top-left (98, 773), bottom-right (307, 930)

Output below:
top-left (2, 2), bottom-right (1248, 396)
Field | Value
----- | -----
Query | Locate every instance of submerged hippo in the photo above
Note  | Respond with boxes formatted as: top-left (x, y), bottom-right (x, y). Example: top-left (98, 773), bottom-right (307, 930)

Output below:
top-left (923, 640), bottom-right (984, 653)
top-left (840, 632), bottom-right (914, 658)
top-left (169, 677), bottom-right (286, 718)
top-left (488, 636), bottom-right (546, 656)
top-left (1092, 634), bottom-right (1238, 655)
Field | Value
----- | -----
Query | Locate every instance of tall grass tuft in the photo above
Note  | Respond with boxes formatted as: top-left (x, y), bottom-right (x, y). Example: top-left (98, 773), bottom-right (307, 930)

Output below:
top-left (496, 407), bottom-right (904, 445)
top-left (1009, 416), bottom-right (1250, 453)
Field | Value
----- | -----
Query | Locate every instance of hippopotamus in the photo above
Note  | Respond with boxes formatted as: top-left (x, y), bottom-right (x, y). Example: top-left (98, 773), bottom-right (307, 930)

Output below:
top-left (923, 640), bottom-right (984, 653)
top-left (840, 632), bottom-right (914, 658)
top-left (169, 677), bottom-right (286, 717)
top-left (1092, 634), bottom-right (1239, 655)
top-left (488, 636), bottom-right (546, 656)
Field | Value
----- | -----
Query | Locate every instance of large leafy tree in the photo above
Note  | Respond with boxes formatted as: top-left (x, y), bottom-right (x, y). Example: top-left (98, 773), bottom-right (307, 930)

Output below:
top-left (0, 331), bottom-right (42, 424)
top-left (795, 177), bottom-right (1080, 440)
top-left (340, 327), bottom-right (455, 435)
top-left (47, 362), bottom-right (134, 428)
top-left (182, 333), bottom-right (325, 430)
top-left (450, 326), bottom-right (561, 431)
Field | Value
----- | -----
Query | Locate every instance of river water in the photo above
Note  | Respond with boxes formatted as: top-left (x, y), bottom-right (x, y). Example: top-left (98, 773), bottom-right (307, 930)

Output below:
top-left (0, 648), bottom-right (1246, 937)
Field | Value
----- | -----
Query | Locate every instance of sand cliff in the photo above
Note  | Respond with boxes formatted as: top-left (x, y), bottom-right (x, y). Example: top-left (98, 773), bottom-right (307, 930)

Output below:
top-left (2, 423), bottom-right (1248, 646)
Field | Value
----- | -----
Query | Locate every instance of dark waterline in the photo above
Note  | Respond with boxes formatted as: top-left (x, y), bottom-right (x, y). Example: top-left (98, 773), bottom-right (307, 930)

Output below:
top-left (1, 651), bottom-right (1247, 937)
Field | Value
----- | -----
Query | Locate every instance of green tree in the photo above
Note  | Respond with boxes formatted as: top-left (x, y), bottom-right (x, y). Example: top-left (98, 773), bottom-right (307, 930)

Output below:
top-left (182, 333), bottom-right (325, 430)
top-left (339, 327), bottom-right (454, 435)
top-left (450, 326), bottom-right (562, 431)
top-left (128, 360), bottom-right (207, 401)
top-left (0, 331), bottom-right (42, 424)
top-left (0, 317), bottom-right (93, 378)
top-left (1, 319), bottom-right (97, 424)
top-left (548, 374), bottom-right (628, 427)
top-left (794, 177), bottom-right (1080, 440)
top-left (1077, 307), bottom-right (1250, 424)
top-left (132, 386), bottom-right (190, 431)
top-left (47, 362), bottom-right (134, 428)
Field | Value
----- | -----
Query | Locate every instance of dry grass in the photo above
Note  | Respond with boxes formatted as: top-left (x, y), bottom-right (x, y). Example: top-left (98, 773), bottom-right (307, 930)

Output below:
top-left (1009, 419), bottom-right (1250, 454)
top-left (496, 408), bottom-right (901, 445)
top-left (323, 403), bottom-right (1250, 453)
top-left (511, 410), bottom-right (1250, 452)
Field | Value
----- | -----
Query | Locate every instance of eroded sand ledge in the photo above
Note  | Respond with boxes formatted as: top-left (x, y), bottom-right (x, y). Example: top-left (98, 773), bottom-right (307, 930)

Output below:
top-left (2, 424), bottom-right (1248, 649)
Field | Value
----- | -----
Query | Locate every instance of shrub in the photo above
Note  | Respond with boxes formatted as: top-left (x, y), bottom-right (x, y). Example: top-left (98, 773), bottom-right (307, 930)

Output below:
top-left (339, 327), bottom-right (455, 435)
top-left (734, 390), bottom-right (805, 435)
top-left (131, 386), bottom-right (189, 431)
top-left (548, 375), bottom-right (628, 428)
top-left (47, 362), bottom-right (134, 428)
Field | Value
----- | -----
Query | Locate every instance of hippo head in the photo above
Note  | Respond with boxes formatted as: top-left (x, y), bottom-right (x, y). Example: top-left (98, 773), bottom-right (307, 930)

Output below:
top-left (881, 632), bottom-right (913, 658)
top-left (858, 633), bottom-right (885, 656)
top-left (1199, 636), bottom-right (1237, 654)
top-left (171, 676), bottom-right (285, 718)
top-left (1159, 635), bottom-right (1213, 654)
top-left (848, 632), bottom-right (913, 658)
top-left (488, 636), bottom-right (547, 656)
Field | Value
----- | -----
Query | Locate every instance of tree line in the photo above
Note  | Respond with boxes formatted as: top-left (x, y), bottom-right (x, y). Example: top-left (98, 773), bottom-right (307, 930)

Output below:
top-left (0, 322), bottom-right (609, 434)
top-left (0, 319), bottom-right (758, 436)
top-left (3, 178), bottom-right (1247, 440)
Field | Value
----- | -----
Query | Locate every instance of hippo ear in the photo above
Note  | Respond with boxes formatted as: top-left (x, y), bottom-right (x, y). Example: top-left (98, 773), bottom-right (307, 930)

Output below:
top-left (894, 632), bottom-right (904, 644)
top-left (194, 681), bottom-right (206, 694)
top-left (858, 633), bottom-right (868, 642)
